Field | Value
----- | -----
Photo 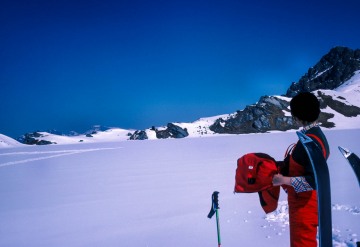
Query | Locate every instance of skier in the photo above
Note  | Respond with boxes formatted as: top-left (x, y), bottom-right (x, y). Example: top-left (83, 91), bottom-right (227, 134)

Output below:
top-left (272, 92), bottom-right (330, 247)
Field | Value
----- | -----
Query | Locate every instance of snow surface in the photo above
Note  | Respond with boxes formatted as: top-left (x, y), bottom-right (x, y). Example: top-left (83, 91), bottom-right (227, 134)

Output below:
top-left (0, 129), bottom-right (359, 247)
top-left (336, 70), bottom-right (360, 94)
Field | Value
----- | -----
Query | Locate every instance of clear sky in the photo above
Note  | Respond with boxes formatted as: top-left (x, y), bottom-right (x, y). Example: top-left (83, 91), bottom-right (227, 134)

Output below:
top-left (1, 0), bottom-right (360, 138)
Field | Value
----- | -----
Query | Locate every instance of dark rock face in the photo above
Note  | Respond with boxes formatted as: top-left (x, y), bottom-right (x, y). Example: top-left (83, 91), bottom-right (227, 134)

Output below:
top-left (129, 123), bottom-right (189, 140)
top-left (286, 47), bottom-right (360, 97)
top-left (129, 130), bottom-right (148, 140)
top-left (37, 140), bottom-right (54, 145)
top-left (17, 132), bottom-right (55, 145)
top-left (155, 123), bottom-right (189, 139)
top-left (209, 96), bottom-right (298, 134)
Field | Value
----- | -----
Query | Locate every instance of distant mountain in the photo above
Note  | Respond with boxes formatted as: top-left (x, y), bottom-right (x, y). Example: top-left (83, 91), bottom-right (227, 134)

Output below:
top-left (286, 46), bottom-right (360, 96)
top-left (10, 128), bottom-right (133, 147)
top-left (207, 47), bottom-right (360, 135)
top-left (3, 46), bottom-right (360, 146)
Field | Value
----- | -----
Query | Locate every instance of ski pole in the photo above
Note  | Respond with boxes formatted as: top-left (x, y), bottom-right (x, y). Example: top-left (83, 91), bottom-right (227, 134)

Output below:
top-left (208, 191), bottom-right (221, 247)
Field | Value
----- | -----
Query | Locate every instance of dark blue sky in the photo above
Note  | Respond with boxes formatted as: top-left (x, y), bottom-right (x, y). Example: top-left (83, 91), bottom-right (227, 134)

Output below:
top-left (1, 0), bottom-right (360, 138)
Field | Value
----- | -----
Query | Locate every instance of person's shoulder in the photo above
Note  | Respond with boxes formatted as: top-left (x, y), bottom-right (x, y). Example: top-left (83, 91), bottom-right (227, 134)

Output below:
top-left (307, 126), bottom-right (326, 138)
top-left (307, 126), bottom-right (330, 158)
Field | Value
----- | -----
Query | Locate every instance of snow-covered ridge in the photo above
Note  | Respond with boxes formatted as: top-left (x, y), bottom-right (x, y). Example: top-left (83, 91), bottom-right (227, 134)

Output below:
top-left (0, 128), bottom-right (132, 148)
top-left (0, 134), bottom-right (23, 148)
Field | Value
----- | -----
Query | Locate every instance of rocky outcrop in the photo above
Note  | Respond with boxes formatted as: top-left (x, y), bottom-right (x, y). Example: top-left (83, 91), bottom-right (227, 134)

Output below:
top-left (129, 123), bottom-right (189, 140)
top-left (209, 96), bottom-right (297, 134)
top-left (155, 123), bottom-right (189, 139)
top-left (129, 130), bottom-right (148, 140)
top-left (286, 47), bottom-right (360, 97)
top-left (17, 132), bottom-right (55, 145)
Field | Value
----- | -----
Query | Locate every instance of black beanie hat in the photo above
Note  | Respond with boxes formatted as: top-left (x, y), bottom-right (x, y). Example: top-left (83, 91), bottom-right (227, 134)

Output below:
top-left (290, 92), bottom-right (320, 122)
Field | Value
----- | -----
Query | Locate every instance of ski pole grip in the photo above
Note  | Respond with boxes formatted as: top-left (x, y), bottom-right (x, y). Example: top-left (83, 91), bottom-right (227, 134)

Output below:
top-left (207, 191), bottom-right (220, 219)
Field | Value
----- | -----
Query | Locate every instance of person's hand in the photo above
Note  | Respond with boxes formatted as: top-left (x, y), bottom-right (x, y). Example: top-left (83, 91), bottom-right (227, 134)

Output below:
top-left (272, 174), bottom-right (284, 186)
top-left (272, 173), bottom-right (292, 186)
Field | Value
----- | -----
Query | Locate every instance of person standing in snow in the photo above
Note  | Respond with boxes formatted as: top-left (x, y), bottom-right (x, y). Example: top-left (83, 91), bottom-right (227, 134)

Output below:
top-left (272, 92), bottom-right (330, 247)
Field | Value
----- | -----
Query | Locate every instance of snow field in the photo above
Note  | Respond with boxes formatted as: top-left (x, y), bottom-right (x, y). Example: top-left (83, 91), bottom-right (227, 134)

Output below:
top-left (0, 129), bottom-right (359, 246)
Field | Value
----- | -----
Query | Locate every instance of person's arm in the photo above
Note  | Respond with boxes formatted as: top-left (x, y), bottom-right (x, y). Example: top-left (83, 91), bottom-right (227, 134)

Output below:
top-left (272, 174), bottom-right (314, 192)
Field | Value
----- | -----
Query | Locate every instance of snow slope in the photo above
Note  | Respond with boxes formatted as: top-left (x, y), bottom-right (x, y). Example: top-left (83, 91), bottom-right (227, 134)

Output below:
top-left (0, 134), bottom-right (23, 148)
top-left (336, 70), bottom-right (360, 94)
top-left (0, 129), bottom-right (359, 246)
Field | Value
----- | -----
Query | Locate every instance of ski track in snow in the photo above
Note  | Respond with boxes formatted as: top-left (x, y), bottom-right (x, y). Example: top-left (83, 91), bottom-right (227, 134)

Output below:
top-left (0, 147), bottom-right (123, 168)
top-left (263, 201), bottom-right (359, 246)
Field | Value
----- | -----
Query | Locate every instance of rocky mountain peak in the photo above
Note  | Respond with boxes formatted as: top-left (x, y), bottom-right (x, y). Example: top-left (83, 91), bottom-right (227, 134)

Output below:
top-left (286, 46), bottom-right (360, 97)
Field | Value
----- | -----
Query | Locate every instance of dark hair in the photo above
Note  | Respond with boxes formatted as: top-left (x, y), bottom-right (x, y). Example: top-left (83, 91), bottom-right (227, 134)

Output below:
top-left (290, 92), bottom-right (320, 122)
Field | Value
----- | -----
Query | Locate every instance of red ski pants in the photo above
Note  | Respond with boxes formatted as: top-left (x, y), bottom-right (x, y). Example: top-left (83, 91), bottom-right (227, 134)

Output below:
top-left (288, 189), bottom-right (318, 247)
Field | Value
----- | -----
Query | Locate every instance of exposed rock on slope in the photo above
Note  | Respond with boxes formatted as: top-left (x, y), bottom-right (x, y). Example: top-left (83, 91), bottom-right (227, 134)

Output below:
top-left (210, 96), bottom-right (295, 134)
top-left (286, 46), bottom-right (360, 97)
top-left (129, 123), bottom-right (189, 140)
